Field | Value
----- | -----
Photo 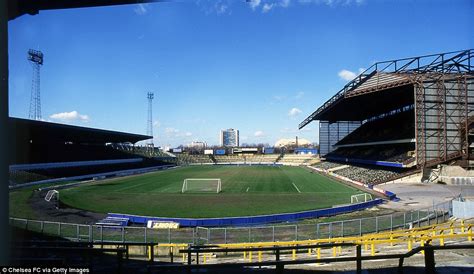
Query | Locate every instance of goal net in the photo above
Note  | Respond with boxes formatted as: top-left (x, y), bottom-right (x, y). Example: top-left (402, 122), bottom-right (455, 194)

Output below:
top-left (45, 190), bottom-right (59, 202)
top-left (350, 193), bottom-right (373, 204)
top-left (182, 178), bottom-right (222, 193)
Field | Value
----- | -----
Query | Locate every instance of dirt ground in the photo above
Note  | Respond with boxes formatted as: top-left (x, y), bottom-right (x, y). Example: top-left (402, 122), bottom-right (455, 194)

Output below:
top-left (29, 188), bottom-right (106, 224)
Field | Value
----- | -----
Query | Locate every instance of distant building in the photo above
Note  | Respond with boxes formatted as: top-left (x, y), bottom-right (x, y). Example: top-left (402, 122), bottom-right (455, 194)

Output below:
top-left (275, 138), bottom-right (311, 147)
top-left (220, 128), bottom-right (239, 147)
top-left (188, 141), bottom-right (207, 149)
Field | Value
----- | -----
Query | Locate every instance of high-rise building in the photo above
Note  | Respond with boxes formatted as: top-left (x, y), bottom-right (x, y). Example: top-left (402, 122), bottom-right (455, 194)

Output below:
top-left (220, 128), bottom-right (239, 147)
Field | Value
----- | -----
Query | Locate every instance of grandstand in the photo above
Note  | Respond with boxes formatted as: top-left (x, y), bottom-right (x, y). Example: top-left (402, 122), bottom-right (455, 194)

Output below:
top-left (301, 50), bottom-right (474, 184)
top-left (8, 117), bottom-right (170, 186)
top-left (278, 154), bottom-right (317, 165)
top-left (333, 165), bottom-right (404, 185)
top-left (174, 154), bottom-right (214, 165)
top-left (169, 153), bottom-right (315, 165)
top-left (214, 154), bottom-right (280, 164)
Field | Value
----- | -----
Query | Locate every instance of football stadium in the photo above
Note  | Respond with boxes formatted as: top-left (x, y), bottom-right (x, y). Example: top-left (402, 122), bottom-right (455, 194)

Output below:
top-left (3, 1), bottom-right (474, 273)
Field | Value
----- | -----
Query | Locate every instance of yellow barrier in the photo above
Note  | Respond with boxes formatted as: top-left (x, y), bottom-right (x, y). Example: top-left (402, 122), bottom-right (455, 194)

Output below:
top-left (147, 243), bottom-right (189, 261)
top-left (468, 225), bottom-right (472, 242)
top-left (208, 221), bottom-right (473, 257)
top-left (134, 219), bottom-right (473, 266)
top-left (139, 220), bottom-right (472, 264)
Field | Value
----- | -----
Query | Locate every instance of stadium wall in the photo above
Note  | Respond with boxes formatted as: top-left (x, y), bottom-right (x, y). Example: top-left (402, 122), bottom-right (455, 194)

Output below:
top-left (10, 158), bottom-right (143, 171)
top-left (324, 156), bottom-right (404, 168)
top-left (108, 198), bottom-right (383, 227)
top-left (9, 164), bottom-right (175, 190)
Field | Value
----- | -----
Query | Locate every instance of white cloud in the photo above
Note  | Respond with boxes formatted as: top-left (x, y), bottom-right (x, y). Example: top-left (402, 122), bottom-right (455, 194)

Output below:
top-left (49, 111), bottom-right (89, 122)
top-left (249, 0), bottom-right (261, 10)
top-left (215, 2), bottom-right (229, 14)
top-left (338, 68), bottom-right (366, 81)
top-left (165, 127), bottom-right (179, 135)
top-left (198, 0), bottom-right (232, 15)
top-left (338, 69), bottom-right (356, 81)
top-left (247, 0), bottom-right (363, 13)
top-left (164, 127), bottom-right (193, 138)
top-left (153, 120), bottom-right (161, 128)
top-left (262, 3), bottom-right (274, 12)
top-left (295, 91), bottom-right (304, 99)
top-left (273, 95), bottom-right (286, 101)
top-left (288, 107), bottom-right (302, 117)
top-left (133, 4), bottom-right (148, 15)
top-left (254, 130), bottom-right (265, 137)
top-left (280, 0), bottom-right (291, 7)
top-left (298, 0), bottom-right (365, 7)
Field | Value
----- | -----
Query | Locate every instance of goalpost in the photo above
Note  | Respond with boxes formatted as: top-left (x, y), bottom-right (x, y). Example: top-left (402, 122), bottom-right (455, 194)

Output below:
top-left (182, 178), bottom-right (222, 193)
top-left (45, 189), bottom-right (60, 209)
top-left (45, 190), bottom-right (59, 202)
top-left (350, 193), bottom-right (373, 204)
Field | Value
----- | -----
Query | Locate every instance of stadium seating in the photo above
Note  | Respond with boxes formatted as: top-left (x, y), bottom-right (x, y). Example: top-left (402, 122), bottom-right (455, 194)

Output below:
top-left (332, 164), bottom-right (404, 184)
top-left (110, 144), bottom-right (175, 158)
top-left (278, 154), bottom-right (317, 165)
top-left (213, 155), bottom-right (246, 163)
top-left (14, 143), bottom-right (138, 164)
top-left (336, 109), bottom-right (414, 146)
top-left (312, 161), bottom-right (344, 170)
top-left (169, 154), bottom-right (313, 165)
top-left (9, 159), bottom-right (168, 185)
top-left (326, 143), bottom-right (416, 164)
top-left (174, 154), bottom-right (214, 165)
top-left (213, 154), bottom-right (281, 164)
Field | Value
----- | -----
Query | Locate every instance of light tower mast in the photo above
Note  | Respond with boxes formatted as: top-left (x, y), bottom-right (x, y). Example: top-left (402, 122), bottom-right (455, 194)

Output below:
top-left (147, 92), bottom-right (154, 149)
top-left (28, 49), bottom-right (44, 120)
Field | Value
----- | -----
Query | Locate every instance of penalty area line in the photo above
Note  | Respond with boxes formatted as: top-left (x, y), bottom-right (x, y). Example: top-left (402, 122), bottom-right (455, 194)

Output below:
top-left (292, 182), bottom-right (301, 193)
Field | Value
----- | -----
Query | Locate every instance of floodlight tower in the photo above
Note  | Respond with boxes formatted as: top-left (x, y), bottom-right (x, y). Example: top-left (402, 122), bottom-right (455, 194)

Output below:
top-left (147, 92), bottom-right (154, 149)
top-left (28, 49), bottom-right (44, 120)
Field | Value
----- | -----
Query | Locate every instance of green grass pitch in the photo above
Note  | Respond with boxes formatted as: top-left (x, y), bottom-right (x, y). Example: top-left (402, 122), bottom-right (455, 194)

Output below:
top-left (60, 165), bottom-right (365, 218)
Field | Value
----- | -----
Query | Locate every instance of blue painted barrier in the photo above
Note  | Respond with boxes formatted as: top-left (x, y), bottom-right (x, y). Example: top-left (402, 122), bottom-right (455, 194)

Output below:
top-left (108, 198), bottom-right (384, 227)
top-left (325, 156), bottom-right (404, 168)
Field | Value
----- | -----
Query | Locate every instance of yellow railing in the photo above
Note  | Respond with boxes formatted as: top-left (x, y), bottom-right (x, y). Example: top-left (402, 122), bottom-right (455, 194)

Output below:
top-left (144, 220), bottom-right (473, 264)
top-left (192, 221), bottom-right (473, 263)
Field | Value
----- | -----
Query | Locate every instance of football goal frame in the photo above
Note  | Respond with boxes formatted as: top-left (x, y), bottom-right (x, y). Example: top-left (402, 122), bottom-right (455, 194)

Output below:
top-left (181, 178), bottom-right (222, 193)
top-left (45, 189), bottom-right (60, 209)
top-left (350, 193), bottom-right (373, 204)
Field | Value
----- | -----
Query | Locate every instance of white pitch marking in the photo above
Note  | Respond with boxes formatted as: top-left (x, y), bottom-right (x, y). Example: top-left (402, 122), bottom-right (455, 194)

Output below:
top-left (292, 182), bottom-right (301, 193)
top-left (246, 187), bottom-right (250, 192)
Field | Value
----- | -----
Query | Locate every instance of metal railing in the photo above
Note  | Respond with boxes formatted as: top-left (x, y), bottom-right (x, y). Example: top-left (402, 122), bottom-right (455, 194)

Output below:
top-left (11, 221), bottom-right (473, 274)
top-left (299, 49), bottom-right (474, 129)
top-left (166, 243), bottom-right (474, 274)
top-left (9, 200), bottom-right (452, 245)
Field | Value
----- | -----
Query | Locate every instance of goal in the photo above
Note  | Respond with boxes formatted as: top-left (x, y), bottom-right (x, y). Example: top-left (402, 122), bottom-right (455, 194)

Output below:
top-left (350, 193), bottom-right (373, 204)
top-left (181, 178), bottom-right (222, 193)
top-left (45, 190), bottom-right (59, 202)
top-left (45, 189), bottom-right (60, 209)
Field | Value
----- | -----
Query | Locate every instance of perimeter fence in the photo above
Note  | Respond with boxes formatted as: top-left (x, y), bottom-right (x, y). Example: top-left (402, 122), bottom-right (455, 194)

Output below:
top-left (10, 200), bottom-right (452, 245)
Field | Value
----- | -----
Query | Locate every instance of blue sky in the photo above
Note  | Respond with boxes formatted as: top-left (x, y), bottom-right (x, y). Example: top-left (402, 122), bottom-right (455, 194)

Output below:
top-left (8, 0), bottom-right (473, 147)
